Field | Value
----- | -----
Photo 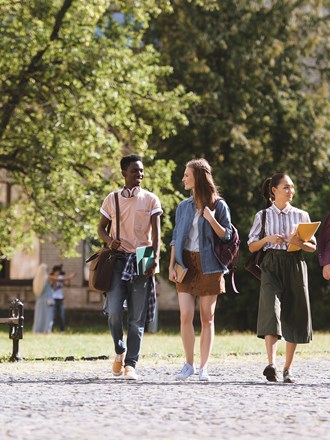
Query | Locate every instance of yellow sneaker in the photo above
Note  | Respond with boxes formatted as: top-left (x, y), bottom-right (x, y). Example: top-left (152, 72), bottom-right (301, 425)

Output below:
top-left (112, 353), bottom-right (125, 376)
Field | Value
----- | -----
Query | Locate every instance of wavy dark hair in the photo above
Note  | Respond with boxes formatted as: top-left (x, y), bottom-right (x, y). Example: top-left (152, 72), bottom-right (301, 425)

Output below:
top-left (186, 158), bottom-right (220, 208)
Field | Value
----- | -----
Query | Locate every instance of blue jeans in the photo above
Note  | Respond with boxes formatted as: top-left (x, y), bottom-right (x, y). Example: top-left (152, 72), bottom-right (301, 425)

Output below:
top-left (103, 256), bottom-right (149, 368)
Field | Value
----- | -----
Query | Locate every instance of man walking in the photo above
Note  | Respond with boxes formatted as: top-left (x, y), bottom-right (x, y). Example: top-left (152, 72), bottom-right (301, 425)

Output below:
top-left (98, 154), bottom-right (162, 379)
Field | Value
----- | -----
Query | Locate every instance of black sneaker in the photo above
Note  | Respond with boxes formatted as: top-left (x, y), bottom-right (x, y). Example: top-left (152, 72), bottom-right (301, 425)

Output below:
top-left (283, 369), bottom-right (295, 383)
top-left (263, 364), bottom-right (278, 382)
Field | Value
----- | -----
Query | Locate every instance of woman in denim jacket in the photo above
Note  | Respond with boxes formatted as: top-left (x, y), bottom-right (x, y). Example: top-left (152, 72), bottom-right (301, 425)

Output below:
top-left (169, 158), bottom-right (232, 381)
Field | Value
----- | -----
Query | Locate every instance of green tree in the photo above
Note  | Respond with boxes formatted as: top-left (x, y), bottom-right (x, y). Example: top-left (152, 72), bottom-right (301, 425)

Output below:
top-left (0, 0), bottom-right (194, 258)
top-left (146, 0), bottom-right (330, 329)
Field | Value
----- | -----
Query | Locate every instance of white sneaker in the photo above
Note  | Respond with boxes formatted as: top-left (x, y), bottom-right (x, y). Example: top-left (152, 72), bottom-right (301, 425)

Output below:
top-left (176, 362), bottom-right (196, 380)
top-left (199, 368), bottom-right (211, 382)
top-left (283, 369), bottom-right (295, 383)
top-left (124, 365), bottom-right (138, 380)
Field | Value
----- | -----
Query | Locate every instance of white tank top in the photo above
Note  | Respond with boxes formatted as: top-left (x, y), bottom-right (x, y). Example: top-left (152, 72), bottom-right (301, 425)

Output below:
top-left (184, 209), bottom-right (200, 252)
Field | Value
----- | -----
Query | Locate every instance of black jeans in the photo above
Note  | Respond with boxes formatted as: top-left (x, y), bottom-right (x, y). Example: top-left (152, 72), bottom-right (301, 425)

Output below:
top-left (54, 299), bottom-right (65, 332)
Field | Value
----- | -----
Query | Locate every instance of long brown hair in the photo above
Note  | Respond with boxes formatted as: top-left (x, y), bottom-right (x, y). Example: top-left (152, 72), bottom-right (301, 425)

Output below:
top-left (186, 158), bottom-right (219, 208)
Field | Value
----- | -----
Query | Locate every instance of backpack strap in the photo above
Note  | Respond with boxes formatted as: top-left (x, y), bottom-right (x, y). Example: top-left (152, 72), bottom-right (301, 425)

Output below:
top-left (260, 209), bottom-right (266, 241)
top-left (231, 272), bottom-right (239, 294)
top-left (229, 224), bottom-right (240, 294)
top-left (213, 197), bottom-right (240, 294)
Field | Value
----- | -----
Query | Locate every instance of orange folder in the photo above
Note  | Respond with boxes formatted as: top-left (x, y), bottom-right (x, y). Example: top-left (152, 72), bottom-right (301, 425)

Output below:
top-left (287, 221), bottom-right (321, 252)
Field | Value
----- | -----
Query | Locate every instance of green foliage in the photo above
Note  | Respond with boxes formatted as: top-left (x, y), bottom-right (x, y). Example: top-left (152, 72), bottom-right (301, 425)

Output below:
top-left (147, 0), bottom-right (330, 203)
top-left (1, 0), bottom-right (329, 329)
top-left (145, 0), bottom-right (330, 328)
top-left (0, 0), bottom-right (193, 258)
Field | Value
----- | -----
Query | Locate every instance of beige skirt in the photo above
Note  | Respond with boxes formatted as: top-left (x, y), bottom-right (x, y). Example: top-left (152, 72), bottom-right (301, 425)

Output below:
top-left (176, 250), bottom-right (225, 297)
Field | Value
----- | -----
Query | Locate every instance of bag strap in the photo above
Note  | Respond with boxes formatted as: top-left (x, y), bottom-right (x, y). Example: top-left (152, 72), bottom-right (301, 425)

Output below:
top-left (259, 209), bottom-right (266, 240)
top-left (114, 191), bottom-right (120, 239)
top-left (214, 198), bottom-right (240, 294)
top-left (104, 191), bottom-right (120, 244)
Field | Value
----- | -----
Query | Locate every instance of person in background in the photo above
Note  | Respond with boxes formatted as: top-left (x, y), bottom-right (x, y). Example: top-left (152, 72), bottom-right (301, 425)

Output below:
top-left (318, 212), bottom-right (330, 280)
top-left (98, 154), bottom-right (162, 380)
top-left (248, 173), bottom-right (316, 383)
top-left (32, 264), bottom-right (55, 333)
top-left (169, 158), bottom-right (232, 382)
top-left (51, 264), bottom-right (76, 332)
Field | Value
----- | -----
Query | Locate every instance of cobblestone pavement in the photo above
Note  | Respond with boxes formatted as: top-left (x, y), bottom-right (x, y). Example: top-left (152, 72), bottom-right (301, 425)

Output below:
top-left (0, 357), bottom-right (329, 440)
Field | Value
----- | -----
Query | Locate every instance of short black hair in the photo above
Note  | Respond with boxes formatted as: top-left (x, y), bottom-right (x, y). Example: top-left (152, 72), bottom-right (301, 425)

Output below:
top-left (120, 154), bottom-right (142, 171)
top-left (51, 264), bottom-right (65, 275)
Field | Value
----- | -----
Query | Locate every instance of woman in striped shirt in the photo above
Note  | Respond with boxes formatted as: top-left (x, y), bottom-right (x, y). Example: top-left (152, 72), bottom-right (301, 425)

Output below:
top-left (248, 173), bottom-right (316, 383)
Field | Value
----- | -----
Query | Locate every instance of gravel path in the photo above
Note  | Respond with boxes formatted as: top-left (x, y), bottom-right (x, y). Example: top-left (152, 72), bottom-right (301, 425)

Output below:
top-left (0, 357), bottom-right (329, 440)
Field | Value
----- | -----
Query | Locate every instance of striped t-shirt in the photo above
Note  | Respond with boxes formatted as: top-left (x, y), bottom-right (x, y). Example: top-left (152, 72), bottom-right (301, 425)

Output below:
top-left (247, 203), bottom-right (314, 251)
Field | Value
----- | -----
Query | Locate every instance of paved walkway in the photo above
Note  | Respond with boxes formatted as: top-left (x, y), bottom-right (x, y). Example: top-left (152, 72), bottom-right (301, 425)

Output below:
top-left (0, 357), bottom-right (330, 439)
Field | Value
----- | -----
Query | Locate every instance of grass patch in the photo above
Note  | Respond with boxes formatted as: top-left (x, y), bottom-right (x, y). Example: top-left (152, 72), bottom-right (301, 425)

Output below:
top-left (1, 328), bottom-right (330, 363)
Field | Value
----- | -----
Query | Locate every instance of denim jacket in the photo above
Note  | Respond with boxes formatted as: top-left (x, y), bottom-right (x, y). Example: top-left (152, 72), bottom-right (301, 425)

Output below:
top-left (170, 196), bottom-right (232, 274)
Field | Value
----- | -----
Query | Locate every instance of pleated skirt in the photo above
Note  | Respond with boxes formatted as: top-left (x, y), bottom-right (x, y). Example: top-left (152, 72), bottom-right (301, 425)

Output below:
top-left (257, 250), bottom-right (312, 343)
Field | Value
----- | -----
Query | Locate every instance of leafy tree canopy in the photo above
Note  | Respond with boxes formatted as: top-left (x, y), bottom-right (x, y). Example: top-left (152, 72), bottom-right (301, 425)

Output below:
top-left (0, 0), bottom-right (194, 257)
top-left (145, 0), bottom-right (330, 328)
top-left (146, 0), bottom-right (330, 219)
